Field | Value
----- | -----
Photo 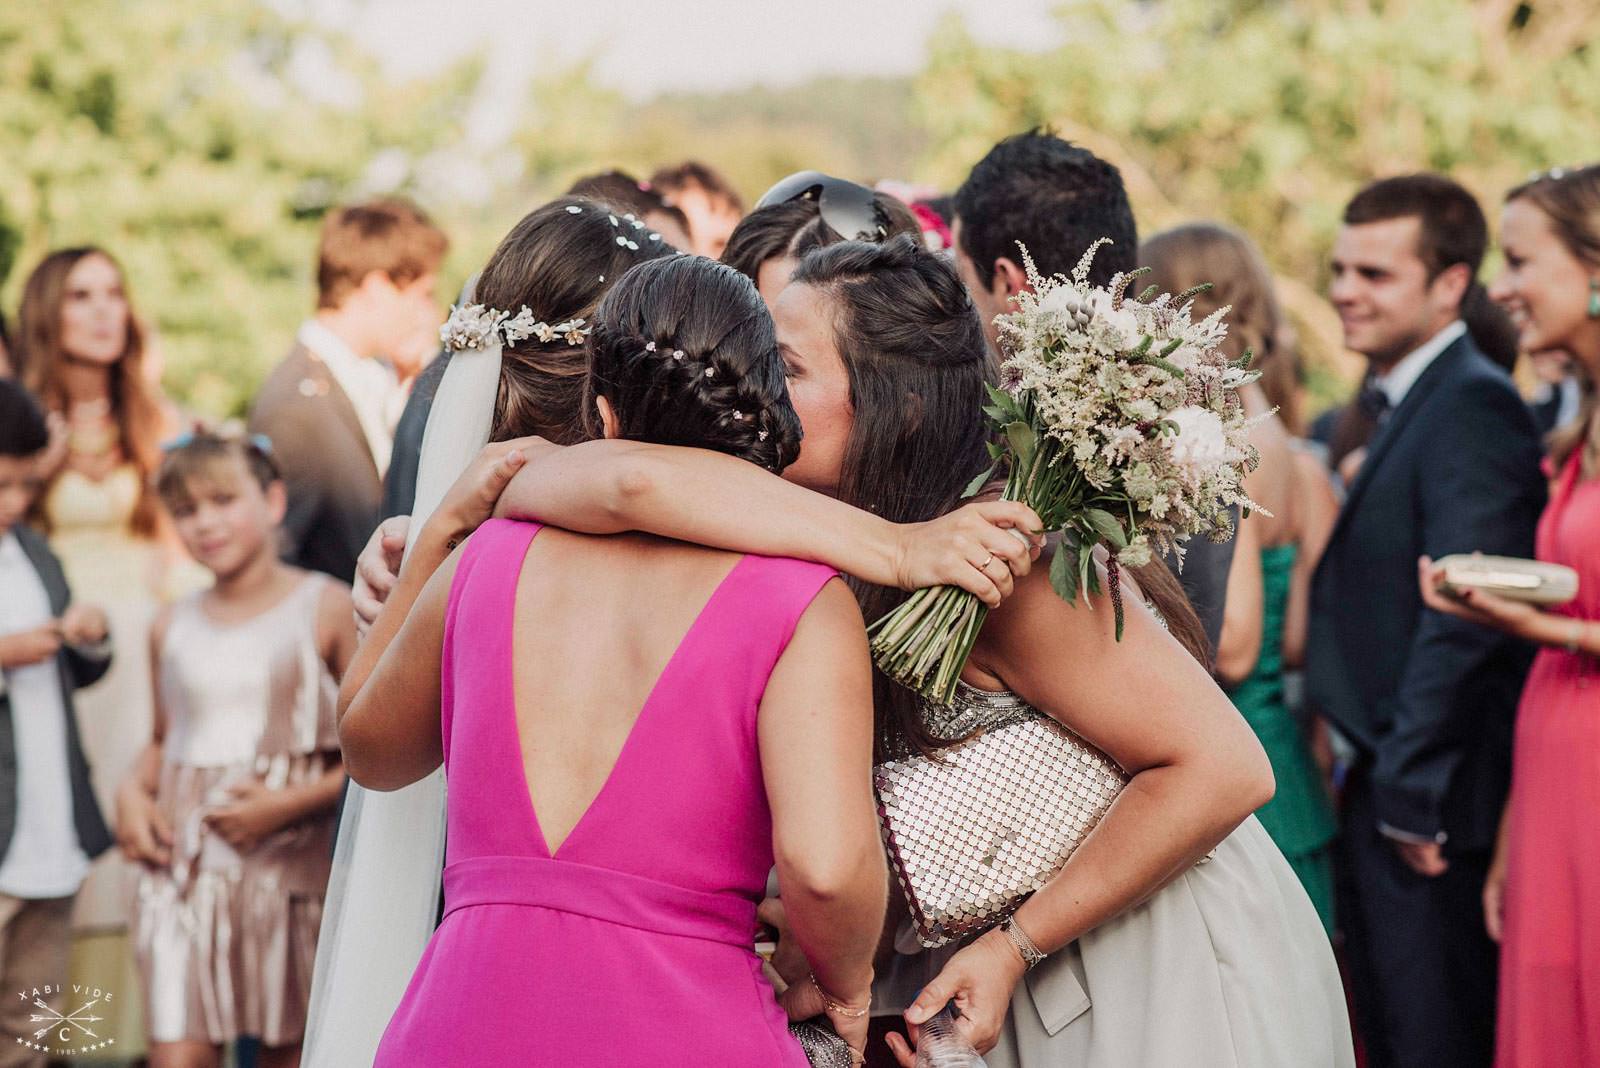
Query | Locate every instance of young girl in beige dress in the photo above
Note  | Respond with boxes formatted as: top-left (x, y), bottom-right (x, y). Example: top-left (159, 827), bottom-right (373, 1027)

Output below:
top-left (117, 431), bottom-right (353, 1068)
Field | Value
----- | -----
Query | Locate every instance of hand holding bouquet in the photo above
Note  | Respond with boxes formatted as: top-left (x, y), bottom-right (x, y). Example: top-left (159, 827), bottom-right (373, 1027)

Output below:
top-left (869, 240), bottom-right (1264, 705)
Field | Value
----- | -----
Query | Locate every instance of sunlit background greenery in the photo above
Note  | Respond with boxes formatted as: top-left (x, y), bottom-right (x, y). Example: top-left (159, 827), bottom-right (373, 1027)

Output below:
top-left (4, 0), bottom-right (1596, 417)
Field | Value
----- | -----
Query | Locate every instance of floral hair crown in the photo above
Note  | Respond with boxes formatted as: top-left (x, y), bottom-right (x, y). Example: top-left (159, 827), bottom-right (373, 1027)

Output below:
top-left (439, 303), bottom-right (590, 352)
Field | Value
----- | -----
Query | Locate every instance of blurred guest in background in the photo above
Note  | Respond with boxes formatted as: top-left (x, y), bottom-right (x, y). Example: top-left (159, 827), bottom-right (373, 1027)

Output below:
top-left (16, 245), bottom-right (201, 1051)
top-left (249, 197), bottom-right (446, 585)
top-left (1142, 222), bottom-right (1341, 934)
top-left (951, 131), bottom-right (1235, 654)
top-left (0, 311), bottom-right (13, 378)
top-left (566, 169), bottom-right (693, 252)
top-left (0, 378), bottom-right (113, 1068)
top-left (1309, 174), bottom-right (1546, 1068)
top-left (874, 180), bottom-right (956, 252)
top-left (650, 160), bottom-right (744, 257)
top-left (1320, 258), bottom-right (1519, 486)
top-left (1418, 162), bottom-right (1600, 1068)
top-left (119, 430), bottom-right (352, 1068)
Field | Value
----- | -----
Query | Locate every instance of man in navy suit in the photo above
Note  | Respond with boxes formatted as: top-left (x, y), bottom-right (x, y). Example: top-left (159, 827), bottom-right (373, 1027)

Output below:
top-left (1308, 175), bottom-right (1546, 1067)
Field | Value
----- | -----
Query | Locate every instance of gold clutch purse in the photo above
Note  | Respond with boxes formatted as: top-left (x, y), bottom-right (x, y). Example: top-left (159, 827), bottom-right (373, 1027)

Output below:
top-left (1436, 554), bottom-right (1579, 606)
top-left (874, 709), bottom-right (1127, 948)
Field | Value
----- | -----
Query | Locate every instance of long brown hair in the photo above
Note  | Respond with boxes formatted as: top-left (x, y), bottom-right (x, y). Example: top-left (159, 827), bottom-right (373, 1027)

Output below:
top-left (1505, 165), bottom-right (1600, 478)
top-left (1139, 222), bottom-right (1301, 433)
top-left (792, 238), bottom-right (1209, 759)
top-left (475, 197), bottom-right (676, 444)
top-left (17, 247), bottom-right (163, 536)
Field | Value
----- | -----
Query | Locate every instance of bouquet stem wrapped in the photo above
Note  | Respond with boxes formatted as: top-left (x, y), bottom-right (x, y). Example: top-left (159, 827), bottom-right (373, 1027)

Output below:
top-left (869, 240), bottom-right (1264, 706)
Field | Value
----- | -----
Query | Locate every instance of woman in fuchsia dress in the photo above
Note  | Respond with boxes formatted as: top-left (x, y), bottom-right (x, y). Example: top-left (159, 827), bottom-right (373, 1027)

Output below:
top-left (339, 255), bottom-right (887, 1065)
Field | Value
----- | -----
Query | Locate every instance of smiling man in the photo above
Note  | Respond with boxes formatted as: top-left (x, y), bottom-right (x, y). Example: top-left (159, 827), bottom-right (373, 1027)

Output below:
top-left (1308, 174), bottom-right (1546, 1068)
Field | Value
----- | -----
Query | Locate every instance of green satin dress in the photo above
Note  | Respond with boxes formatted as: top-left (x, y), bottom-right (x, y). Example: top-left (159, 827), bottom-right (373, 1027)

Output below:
top-left (1227, 543), bottom-right (1337, 934)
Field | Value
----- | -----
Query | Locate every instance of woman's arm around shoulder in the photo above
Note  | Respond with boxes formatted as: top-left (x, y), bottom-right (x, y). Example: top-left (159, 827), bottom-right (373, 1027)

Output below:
top-left (495, 438), bottom-right (1043, 606)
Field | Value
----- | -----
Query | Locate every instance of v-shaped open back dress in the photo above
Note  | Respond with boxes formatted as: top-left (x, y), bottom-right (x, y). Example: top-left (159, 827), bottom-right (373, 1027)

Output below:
top-left (373, 518), bottom-right (836, 1067)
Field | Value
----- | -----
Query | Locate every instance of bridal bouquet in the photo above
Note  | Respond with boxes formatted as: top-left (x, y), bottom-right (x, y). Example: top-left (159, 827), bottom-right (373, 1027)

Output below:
top-left (868, 240), bottom-right (1263, 705)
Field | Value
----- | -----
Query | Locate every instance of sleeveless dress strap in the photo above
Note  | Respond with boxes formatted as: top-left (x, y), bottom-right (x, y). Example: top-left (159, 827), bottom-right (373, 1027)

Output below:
top-left (685, 555), bottom-right (839, 733)
top-left (441, 519), bottom-right (542, 767)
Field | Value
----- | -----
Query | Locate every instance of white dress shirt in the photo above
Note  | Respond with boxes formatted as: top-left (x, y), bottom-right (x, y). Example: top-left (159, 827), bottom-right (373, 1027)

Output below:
top-left (297, 319), bottom-right (399, 478)
top-left (1373, 319), bottom-right (1467, 410)
top-left (0, 532), bottom-right (91, 898)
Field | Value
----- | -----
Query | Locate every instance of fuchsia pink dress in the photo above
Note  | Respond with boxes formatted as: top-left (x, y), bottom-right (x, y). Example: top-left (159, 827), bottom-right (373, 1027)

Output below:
top-left (1496, 454), bottom-right (1600, 1066)
top-left (374, 519), bottom-right (833, 1067)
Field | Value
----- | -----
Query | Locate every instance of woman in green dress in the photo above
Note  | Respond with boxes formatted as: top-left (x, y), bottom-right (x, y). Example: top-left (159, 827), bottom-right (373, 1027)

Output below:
top-left (1142, 223), bottom-right (1341, 932)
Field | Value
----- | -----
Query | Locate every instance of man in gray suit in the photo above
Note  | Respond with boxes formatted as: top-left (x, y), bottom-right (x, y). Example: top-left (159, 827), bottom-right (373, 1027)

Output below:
top-left (0, 380), bottom-right (113, 1061)
top-left (250, 197), bottom-right (448, 585)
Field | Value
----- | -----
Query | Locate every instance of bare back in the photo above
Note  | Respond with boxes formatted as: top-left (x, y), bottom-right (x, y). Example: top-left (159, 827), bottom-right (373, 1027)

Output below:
top-left (510, 529), bottom-right (746, 855)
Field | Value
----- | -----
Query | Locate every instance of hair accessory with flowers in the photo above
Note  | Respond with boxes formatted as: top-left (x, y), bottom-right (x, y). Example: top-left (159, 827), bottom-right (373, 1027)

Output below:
top-left (440, 303), bottom-right (590, 352)
top-left (868, 239), bottom-right (1267, 704)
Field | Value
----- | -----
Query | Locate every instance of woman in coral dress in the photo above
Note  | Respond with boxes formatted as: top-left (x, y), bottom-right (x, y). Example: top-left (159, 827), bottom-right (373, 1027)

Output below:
top-left (1420, 163), bottom-right (1600, 1066)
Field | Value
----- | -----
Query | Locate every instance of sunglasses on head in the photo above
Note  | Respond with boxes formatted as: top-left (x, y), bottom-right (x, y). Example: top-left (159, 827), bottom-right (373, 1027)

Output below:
top-left (755, 171), bottom-right (891, 242)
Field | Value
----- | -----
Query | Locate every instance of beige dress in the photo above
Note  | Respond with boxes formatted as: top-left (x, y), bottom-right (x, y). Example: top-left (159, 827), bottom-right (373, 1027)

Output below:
top-left (131, 575), bottom-right (339, 1046)
top-left (46, 464), bottom-right (207, 1054)
top-left (874, 682), bottom-right (1355, 1068)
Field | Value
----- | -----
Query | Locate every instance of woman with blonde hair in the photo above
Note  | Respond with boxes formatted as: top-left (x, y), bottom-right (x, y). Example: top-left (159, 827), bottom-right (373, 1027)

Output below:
top-left (1418, 163), bottom-right (1600, 1066)
top-left (16, 246), bottom-right (199, 1052)
top-left (1140, 223), bottom-right (1342, 932)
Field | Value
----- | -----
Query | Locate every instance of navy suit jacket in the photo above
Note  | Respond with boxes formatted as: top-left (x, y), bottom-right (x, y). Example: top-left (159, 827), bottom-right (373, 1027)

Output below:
top-left (1307, 335), bottom-right (1545, 851)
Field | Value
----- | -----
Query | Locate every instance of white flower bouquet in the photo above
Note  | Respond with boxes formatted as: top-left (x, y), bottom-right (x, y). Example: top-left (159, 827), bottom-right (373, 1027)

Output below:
top-left (868, 240), bottom-right (1264, 705)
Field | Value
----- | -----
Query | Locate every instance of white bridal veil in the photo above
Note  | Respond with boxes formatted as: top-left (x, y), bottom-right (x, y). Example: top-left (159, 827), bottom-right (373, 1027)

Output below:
top-left (302, 328), bottom-right (503, 1067)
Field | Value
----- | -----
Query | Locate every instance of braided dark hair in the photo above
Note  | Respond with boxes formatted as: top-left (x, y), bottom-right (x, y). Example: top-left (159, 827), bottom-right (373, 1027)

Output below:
top-left (480, 196), bottom-right (676, 444)
top-left (585, 256), bottom-right (801, 472)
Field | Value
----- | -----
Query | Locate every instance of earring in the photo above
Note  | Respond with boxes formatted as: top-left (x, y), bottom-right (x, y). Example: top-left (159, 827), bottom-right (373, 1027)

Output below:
top-left (1589, 278), bottom-right (1600, 319)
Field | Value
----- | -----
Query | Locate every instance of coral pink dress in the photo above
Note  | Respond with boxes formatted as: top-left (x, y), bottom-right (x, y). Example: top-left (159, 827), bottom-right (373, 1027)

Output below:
top-left (1496, 453), bottom-right (1600, 1066)
top-left (374, 519), bottom-right (832, 1067)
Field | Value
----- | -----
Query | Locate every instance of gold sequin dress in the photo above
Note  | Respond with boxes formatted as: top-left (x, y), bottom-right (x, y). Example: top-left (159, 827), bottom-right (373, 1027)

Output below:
top-left (131, 574), bottom-right (339, 1046)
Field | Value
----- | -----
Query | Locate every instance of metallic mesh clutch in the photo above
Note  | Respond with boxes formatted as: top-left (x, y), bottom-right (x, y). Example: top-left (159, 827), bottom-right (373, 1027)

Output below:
top-left (789, 1017), bottom-right (854, 1068)
top-left (874, 711), bottom-right (1127, 948)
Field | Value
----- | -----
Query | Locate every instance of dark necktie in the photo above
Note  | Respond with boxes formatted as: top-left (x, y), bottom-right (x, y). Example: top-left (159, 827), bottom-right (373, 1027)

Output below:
top-left (1357, 383), bottom-right (1392, 422)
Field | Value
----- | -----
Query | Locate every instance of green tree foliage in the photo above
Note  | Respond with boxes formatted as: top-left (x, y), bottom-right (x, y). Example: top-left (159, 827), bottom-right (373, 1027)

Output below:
top-left (0, 1), bottom-right (481, 415)
top-left (911, 0), bottom-right (1600, 394)
top-left (7, 1), bottom-right (1593, 413)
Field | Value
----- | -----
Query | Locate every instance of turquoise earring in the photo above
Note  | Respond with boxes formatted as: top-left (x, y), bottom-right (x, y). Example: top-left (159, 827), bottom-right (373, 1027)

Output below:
top-left (1589, 278), bottom-right (1600, 319)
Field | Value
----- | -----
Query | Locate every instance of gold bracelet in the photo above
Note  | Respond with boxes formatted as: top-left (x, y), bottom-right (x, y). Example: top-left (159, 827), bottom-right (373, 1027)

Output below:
top-left (809, 973), bottom-right (870, 1018)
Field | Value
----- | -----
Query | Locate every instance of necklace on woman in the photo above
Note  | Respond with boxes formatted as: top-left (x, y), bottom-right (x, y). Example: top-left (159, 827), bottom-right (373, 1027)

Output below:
top-left (66, 399), bottom-right (119, 458)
